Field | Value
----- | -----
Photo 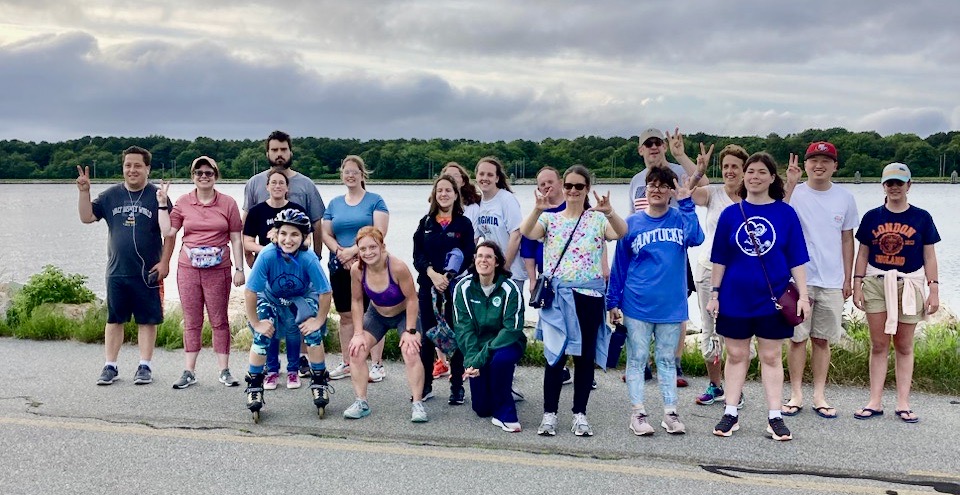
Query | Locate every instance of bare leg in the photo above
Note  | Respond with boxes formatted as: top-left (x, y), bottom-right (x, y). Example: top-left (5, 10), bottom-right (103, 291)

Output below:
top-left (348, 331), bottom-right (376, 400)
top-left (137, 324), bottom-right (156, 361)
top-left (810, 337), bottom-right (833, 409)
top-left (892, 322), bottom-right (917, 415)
top-left (756, 337), bottom-right (785, 411)
top-left (862, 312), bottom-right (891, 411)
top-left (184, 351), bottom-right (200, 371)
top-left (785, 339), bottom-right (807, 407)
top-left (338, 311), bottom-right (355, 362)
top-left (403, 340), bottom-right (424, 401)
top-left (104, 323), bottom-right (125, 362)
top-left (722, 338), bottom-right (751, 409)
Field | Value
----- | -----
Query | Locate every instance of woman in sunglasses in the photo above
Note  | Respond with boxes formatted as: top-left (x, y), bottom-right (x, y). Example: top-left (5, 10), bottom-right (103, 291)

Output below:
top-left (158, 156), bottom-right (245, 390)
top-left (852, 163), bottom-right (939, 424)
top-left (520, 165), bottom-right (627, 437)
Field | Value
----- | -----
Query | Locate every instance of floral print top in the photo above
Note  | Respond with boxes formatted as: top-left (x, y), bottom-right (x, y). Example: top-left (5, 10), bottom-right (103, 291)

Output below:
top-left (538, 210), bottom-right (608, 296)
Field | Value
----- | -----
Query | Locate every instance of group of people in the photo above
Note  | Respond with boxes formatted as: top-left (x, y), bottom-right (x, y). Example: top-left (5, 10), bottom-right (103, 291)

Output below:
top-left (77, 127), bottom-right (940, 439)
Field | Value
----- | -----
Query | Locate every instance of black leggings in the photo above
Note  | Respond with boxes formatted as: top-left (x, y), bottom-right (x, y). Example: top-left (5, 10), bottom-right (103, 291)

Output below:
top-left (543, 291), bottom-right (604, 415)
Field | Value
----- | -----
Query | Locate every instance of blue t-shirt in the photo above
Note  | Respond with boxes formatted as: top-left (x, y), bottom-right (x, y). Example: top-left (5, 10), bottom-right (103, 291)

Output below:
top-left (855, 205), bottom-right (940, 273)
top-left (322, 192), bottom-right (389, 247)
top-left (519, 202), bottom-right (565, 273)
top-left (247, 243), bottom-right (332, 299)
top-left (606, 198), bottom-right (704, 323)
top-left (711, 200), bottom-right (809, 318)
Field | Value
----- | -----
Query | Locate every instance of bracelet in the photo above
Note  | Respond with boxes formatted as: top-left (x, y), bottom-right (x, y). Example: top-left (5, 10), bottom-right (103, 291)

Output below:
top-left (234, 267), bottom-right (243, 273)
top-left (604, 212), bottom-right (614, 218)
top-left (928, 280), bottom-right (939, 286)
top-left (157, 205), bottom-right (169, 211)
top-left (853, 275), bottom-right (865, 279)
top-left (710, 286), bottom-right (720, 292)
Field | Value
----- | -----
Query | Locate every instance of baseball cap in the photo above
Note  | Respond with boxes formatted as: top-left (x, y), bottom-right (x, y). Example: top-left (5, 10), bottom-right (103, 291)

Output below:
top-left (190, 156), bottom-right (220, 177)
top-left (805, 141), bottom-right (837, 161)
top-left (639, 128), bottom-right (665, 144)
top-left (881, 163), bottom-right (911, 184)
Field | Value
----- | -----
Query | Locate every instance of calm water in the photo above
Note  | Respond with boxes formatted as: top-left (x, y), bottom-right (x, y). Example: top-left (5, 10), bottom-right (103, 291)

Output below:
top-left (1, 183), bottom-right (955, 323)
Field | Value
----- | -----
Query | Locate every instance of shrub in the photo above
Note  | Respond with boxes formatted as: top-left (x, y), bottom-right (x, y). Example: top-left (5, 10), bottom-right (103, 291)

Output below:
top-left (6, 265), bottom-right (95, 325)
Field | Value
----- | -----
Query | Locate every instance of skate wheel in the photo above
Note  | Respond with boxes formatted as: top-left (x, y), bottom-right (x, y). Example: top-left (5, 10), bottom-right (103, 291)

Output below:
top-left (317, 407), bottom-right (325, 419)
top-left (252, 410), bottom-right (261, 424)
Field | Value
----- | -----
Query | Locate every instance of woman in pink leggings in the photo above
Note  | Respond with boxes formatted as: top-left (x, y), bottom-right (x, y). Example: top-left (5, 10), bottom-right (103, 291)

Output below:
top-left (158, 156), bottom-right (245, 389)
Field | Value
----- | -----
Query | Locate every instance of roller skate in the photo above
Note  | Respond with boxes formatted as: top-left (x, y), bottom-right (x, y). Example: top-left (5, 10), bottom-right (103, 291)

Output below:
top-left (245, 372), bottom-right (266, 423)
top-left (310, 369), bottom-right (334, 418)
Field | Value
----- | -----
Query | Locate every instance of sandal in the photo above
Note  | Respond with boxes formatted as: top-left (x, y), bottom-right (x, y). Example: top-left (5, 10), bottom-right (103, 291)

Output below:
top-left (813, 406), bottom-right (838, 419)
top-left (853, 407), bottom-right (884, 420)
top-left (781, 403), bottom-right (803, 416)
top-left (895, 409), bottom-right (919, 423)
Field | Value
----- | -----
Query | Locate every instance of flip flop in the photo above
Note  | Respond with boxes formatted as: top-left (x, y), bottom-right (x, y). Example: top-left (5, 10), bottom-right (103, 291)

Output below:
top-left (895, 410), bottom-right (919, 424)
top-left (813, 406), bottom-right (838, 419)
top-left (853, 408), bottom-right (884, 420)
top-left (781, 403), bottom-right (803, 416)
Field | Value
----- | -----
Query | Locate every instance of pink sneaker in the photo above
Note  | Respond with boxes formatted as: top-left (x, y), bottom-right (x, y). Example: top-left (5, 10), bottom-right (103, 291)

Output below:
top-left (264, 372), bottom-right (279, 390)
top-left (286, 372), bottom-right (301, 389)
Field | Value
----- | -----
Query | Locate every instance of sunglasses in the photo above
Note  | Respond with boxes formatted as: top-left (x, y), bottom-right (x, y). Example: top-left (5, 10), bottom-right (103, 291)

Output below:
top-left (883, 179), bottom-right (905, 187)
top-left (643, 139), bottom-right (664, 148)
top-left (563, 182), bottom-right (587, 191)
top-left (193, 170), bottom-right (215, 178)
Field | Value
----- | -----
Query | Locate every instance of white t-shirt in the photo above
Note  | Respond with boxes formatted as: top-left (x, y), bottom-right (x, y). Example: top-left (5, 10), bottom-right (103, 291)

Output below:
top-left (697, 185), bottom-right (737, 270)
top-left (627, 162), bottom-right (688, 213)
top-left (474, 189), bottom-right (526, 281)
top-left (788, 182), bottom-right (859, 289)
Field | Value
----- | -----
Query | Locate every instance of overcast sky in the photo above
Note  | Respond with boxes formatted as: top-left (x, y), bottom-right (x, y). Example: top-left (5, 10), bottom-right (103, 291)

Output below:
top-left (1, 0), bottom-right (958, 143)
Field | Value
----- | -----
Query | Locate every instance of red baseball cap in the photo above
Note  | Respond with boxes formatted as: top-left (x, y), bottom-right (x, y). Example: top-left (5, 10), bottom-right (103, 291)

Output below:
top-left (805, 141), bottom-right (837, 161)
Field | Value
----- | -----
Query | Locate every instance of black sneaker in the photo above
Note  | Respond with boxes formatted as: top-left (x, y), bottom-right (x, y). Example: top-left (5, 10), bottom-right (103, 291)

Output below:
top-left (97, 365), bottom-right (119, 386)
top-left (767, 417), bottom-right (793, 441)
top-left (297, 355), bottom-right (310, 378)
top-left (561, 367), bottom-right (573, 385)
top-left (713, 414), bottom-right (740, 437)
top-left (412, 384), bottom-right (435, 402)
top-left (133, 364), bottom-right (153, 385)
top-left (449, 386), bottom-right (465, 405)
top-left (644, 364), bottom-right (653, 381)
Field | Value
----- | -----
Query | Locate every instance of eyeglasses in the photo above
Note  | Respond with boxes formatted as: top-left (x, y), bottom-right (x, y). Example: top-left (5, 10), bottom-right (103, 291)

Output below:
top-left (193, 170), bottom-right (215, 178)
top-left (647, 184), bottom-right (670, 192)
top-left (643, 139), bottom-right (664, 148)
top-left (563, 183), bottom-right (587, 191)
top-left (342, 170), bottom-right (362, 177)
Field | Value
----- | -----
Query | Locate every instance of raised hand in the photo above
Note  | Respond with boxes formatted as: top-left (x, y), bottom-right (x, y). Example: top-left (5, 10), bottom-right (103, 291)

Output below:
top-left (666, 127), bottom-right (686, 158)
top-left (156, 179), bottom-right (171, 207)
top-left (76, 165), bottom-right (91, 192)
top-left (590, 190), bottom-right (613, 215)
top-left (673, 174), bottom-right (698, 202)
top-left (696, 143), bottom-right (715, 177)
top-left (786, 153), bottom-right (802, 185)
top-left (533, 187), bottom-right (553, 211)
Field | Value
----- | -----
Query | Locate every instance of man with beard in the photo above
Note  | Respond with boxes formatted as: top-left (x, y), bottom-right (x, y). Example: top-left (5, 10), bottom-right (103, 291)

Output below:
top-left (243, 130), bottom-right (326, 378)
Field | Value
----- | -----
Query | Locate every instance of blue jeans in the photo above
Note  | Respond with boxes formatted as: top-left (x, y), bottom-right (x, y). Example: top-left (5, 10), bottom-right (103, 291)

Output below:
top-left (266, 327), bottom-right (302, 374)
top-left (624, 316), bottom-right (680, 408)
top-left (250, 295), bottom-right (325, 356)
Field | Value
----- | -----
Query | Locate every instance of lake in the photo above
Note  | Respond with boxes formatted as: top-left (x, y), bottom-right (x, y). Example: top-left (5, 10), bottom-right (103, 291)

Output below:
top-left (1, 182), bottom-right (955, 325)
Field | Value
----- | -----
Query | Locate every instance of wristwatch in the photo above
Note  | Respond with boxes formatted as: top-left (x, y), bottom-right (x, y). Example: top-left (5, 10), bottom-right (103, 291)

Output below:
top-left (406, 328), bottom-right (418, 335)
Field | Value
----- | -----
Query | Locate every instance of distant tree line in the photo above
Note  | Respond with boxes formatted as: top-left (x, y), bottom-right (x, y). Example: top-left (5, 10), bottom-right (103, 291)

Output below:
top-left (1, 128), bottom-right (958, 180)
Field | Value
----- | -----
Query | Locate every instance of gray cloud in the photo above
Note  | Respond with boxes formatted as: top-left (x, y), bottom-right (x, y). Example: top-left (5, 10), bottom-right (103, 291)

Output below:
top-left (854, 108), bottom-right (952, 137)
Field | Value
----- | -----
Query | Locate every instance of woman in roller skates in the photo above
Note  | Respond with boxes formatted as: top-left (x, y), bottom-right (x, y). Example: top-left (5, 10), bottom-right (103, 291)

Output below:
top-left (243, 209), bottom-right (334, 422)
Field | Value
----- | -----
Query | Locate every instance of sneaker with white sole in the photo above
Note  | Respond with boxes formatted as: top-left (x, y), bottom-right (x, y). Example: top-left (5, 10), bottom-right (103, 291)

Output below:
top-left (537, 412), bottom-right (558, 436)
top-left (511, 387), bottom-right (525, 402)
top-left (297, 355), bottom-right (311, 378)
top-left (286, 372), bottom-right (301, 389)
top-left (343, 399), bottom-right (371, 419)
top-left (661, 412), bottom-right (686, 434)
top-left (696, 382), bottom-right (725, 405)
top-left (561, 367), bottom-right (573, 385)
top-left (172, 370), bottom-right (197, 389)
top-left (133, 365), bottom-right (153, 385)
top-left (411, 401), bottom-right (428, 423)
top-left (368, 362), bottom-right (386, 383)
top-left (492, 417), bottom-right (521, 432)
top-left (767, 417), bottom-right (793, 441)
top-left (328, 362), bottom-right (351, 380)
top-left (97, 365), bottom-right (119, 386)
top-left (219, 369), bottom-right (239, 387)
top-left (629, 412), bottom-right (654, 436)
top-left (571, 413), bottom-right (594, 437)
top-left (713, 414), bottom-right (740, 437)
top-left (263, 372), bottom-right (280, 390)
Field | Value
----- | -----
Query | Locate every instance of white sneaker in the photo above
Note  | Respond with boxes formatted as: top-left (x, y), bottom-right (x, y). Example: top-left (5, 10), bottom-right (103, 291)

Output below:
top-left (368, 362), bottom-right (386, 383)
top-left (286, 372), bottom-right (301, 389)
top-left (571, 413), bottom-right (594, 437)
top-left (537, 412), bottom-right (558, 436)
top-left (411, 401), bottom-right (428, 423)
top-left (492, 417), bottom-right (521, 432)
top-left (661, 412), bottom-right (686, 434)
top-left (328, 362), bottom-right (351, 380)
top-left (629, 412), bottom-right (654, 436)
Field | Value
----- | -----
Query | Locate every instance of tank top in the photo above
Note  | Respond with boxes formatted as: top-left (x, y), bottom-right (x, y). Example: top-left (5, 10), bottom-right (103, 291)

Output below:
top-left (362, 257), bottom-right (406, 307)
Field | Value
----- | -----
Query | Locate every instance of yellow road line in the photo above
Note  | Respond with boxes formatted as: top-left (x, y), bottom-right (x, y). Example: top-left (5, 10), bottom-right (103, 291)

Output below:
top-left (0, 416), bottom-right (937, 495)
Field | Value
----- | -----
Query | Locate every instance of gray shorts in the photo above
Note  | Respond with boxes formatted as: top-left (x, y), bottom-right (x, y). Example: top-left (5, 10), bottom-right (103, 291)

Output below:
top-left (362, 305), bottom-right (408, 343)
top-left (791, 286), bottom-right (845, 343)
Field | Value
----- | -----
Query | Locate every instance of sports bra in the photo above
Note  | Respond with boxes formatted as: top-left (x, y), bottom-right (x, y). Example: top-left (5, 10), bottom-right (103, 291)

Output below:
top-left (362, 257), bottom-right (406, 307)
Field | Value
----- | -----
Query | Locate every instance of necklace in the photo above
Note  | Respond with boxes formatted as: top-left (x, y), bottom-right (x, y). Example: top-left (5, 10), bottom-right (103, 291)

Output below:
top-left (126, 184), bottom-right (147, 225)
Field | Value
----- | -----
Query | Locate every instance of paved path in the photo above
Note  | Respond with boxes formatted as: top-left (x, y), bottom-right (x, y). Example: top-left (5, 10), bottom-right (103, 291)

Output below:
top-left (1, 338), bottom-right (958, 494)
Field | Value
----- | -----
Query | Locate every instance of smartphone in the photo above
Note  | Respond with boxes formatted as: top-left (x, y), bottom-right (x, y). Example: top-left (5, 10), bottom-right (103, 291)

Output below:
top-left (147, 270), bottom-right (159, 285)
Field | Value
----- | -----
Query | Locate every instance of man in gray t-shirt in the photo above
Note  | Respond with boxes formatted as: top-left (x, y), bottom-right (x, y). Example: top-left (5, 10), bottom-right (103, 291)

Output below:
top-left (78, 145), bottom-right (169, 387)
top-left (242, 130), bottom-right (325, 265)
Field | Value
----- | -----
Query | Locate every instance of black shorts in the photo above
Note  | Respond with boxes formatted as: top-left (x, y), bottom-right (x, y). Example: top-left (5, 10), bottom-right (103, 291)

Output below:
top-left (685, 258), bottom-right (695, 296)
top-left (106, 276), bottom-right (163, 325)
top-left (330, 267), bottom-right (370, 314)
top-left (716, 312), bottom-right (794, 341)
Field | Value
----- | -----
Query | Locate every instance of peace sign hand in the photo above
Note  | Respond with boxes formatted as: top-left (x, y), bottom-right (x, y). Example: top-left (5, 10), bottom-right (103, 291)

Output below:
top-left (76, 166), bottom-right (91, 192)
top-left (674, 175), bottom-right (698, 202)
top-left (696, 143), bottom-right (715, 177)
top-left (590, 190), bottom-right (613, 215)
top-left (156, 180), bottom-right (171, 207)
top-left (786, 153), bottom-right (802, 185)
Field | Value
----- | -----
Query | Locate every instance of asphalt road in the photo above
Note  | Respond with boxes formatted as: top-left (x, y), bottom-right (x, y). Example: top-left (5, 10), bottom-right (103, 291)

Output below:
top-left (1, 338), bottom-right (958, 494)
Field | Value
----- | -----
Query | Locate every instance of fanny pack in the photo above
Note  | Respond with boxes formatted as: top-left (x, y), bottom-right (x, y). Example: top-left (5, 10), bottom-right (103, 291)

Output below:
top-left (188, 246), bottom-right (224, 269)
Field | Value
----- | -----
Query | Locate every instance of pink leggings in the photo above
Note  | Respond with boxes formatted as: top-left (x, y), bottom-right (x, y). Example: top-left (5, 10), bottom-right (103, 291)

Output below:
top-left (177, 265), bottom-right (232, 354)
